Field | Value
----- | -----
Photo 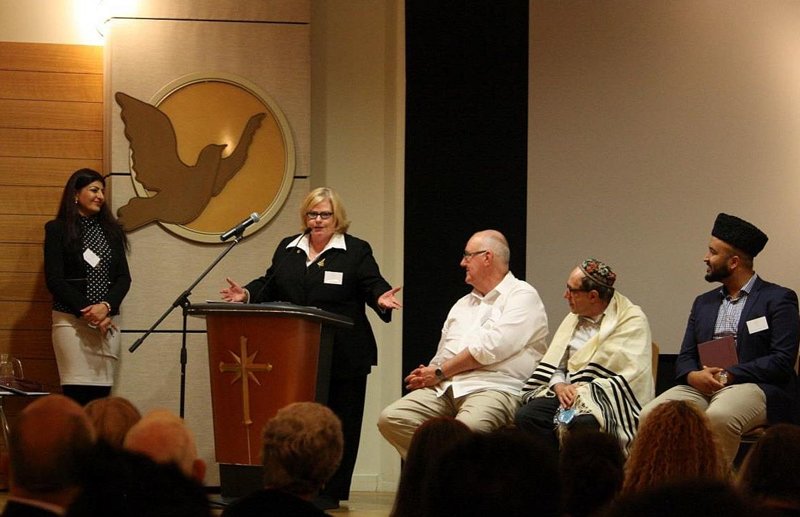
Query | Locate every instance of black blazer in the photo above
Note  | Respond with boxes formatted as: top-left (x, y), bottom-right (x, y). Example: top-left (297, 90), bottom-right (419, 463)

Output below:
top-left (44, 219), bottom-right (131, 317)
top-left (675, 277), bottom-right (800, 423)
top-left (245, 233), bottom-right (392, 378)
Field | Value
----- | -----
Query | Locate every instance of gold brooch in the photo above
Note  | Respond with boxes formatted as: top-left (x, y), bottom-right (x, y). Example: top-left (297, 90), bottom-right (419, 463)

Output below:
top-left (317, 259), bottom-right (325, 268)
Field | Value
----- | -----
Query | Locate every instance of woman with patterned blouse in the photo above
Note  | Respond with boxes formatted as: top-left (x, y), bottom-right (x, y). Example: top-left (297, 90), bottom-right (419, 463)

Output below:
top-left (44, 169), bottom-right (131, 406)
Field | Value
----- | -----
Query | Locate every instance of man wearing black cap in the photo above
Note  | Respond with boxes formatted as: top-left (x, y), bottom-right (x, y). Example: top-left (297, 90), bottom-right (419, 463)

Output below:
top-left (515, 258), bottom-right (654, 454)
top-left (640, 213), bottom-right (800, 466)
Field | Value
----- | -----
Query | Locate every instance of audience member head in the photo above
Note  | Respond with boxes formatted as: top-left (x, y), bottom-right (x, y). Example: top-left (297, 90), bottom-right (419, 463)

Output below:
top-left (392, 417), bottom-right (472, 517)
top-left (67, 444), bottom-right (210, 517)
top-left (261, 401), bottom-right (343, 499)
top-left (560, 429), bottom-right (625, 517)
top-left (623, 400), bottom-right (725, 494)
top-left (421, 428), bottom-right (560, 517)
top-left (736, 423), bottom-right (800, 513)
top-left (123, 408), bottom-right (205, 482)
top-left (84, 396), bottom-right (141, 448)
top-left (8, 394), bottom-right (96, 507)
top-left (606, 479), bottom-right (759, 517)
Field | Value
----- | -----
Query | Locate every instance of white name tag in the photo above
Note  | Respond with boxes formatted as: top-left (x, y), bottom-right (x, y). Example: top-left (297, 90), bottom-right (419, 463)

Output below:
top-left (746, 316), bottom-right (769, 334)
top-left (324, 271), bottom-right (344, 285)
top-left (83, 248), bottom-right (100, 268)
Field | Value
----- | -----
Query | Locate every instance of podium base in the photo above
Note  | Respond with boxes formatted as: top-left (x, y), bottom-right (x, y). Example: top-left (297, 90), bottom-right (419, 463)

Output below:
top-left (219, 463), bottom-right (263, 500)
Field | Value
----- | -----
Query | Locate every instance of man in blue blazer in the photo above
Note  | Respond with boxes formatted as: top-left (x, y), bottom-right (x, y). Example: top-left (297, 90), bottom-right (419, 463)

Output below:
top-left (640, 213), bottom-right (800, 466)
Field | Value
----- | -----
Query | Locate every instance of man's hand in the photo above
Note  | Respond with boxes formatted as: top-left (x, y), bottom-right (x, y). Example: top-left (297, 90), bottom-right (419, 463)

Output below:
top-left (553, 382), bottom-right (578, 408)
top-left (404, 364), bottom-right (438, 391)
top-left (687, 367), bottom-right (726, 395)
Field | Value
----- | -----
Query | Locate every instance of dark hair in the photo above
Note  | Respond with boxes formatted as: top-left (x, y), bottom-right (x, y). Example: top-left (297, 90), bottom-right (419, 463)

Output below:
top-left (392, 418), bottom-right (472, 517)
top-left (580, 275), bottom-right (615, 301)
top-left (421, 428), bottom-right (560, 517)
top-left (560, 429), bottom-right (625, 517)
top-left (56, 168), bottom-right (129, 253)
top-left (737, 423), bottom-right (800, 507)
top-left (9, 411), bottom-right (95, 493)
top-left (606, 479), bottom-right (759, 517)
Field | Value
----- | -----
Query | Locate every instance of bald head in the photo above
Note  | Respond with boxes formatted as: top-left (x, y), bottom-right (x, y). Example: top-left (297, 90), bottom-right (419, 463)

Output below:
top-left (473, 230), bottom-right (510, 268)
top-left (9, 394), bottom-right (95, 499)
top-left (124, 409), bottom-right (205, 482)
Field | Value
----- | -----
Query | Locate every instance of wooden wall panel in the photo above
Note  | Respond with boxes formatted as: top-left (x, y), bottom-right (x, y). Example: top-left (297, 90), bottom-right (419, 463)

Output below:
top-left (0, 128), bottom-right (102, 159)
top-left (0, 244), bottom-right (43, 273)
top-left (0, 186), bottom-right (62, 215)
top-left (0, 272), bottom-right (49, 302)
top-left (0, 42), bottom-right (102, 74)
top-left (0, 41), bottom-right (103, 393)
top-left (0, 71), bottom-right (103, 102)
top-left (0, 157), bottom-right (103, 186)
top-left (0, 100), bottom-right (102, 131)
top-left (0, 330), bottom-right (53, 359)
top-left (0, 215), bottom-right (48, 243)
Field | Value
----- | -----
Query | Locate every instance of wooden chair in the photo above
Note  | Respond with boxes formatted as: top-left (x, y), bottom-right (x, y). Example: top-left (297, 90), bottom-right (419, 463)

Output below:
top-left (651, 342), bottom-right (659, 382)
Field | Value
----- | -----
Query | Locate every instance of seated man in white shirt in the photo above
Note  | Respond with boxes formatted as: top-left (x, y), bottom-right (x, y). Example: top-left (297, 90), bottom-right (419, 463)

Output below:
top-left (377, 229), bottom-right (549, 458)
top-left (515, 259), bottom-right (654, 454)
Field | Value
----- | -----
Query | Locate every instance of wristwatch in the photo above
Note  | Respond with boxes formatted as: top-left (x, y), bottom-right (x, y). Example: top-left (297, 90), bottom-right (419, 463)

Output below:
top-left (434, 365), bottom-right (446, 381)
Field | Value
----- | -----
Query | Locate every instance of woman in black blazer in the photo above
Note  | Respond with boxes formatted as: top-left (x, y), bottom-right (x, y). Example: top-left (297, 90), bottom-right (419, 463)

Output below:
top-left (222, 187), bottom-right (401, 509)
top-left (44, 169), bottom-right (131, 406)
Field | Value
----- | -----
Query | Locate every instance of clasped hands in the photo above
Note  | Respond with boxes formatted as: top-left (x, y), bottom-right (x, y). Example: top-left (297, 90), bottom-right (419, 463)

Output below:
top-left (687, 366), bottom-right (731, 395)
top-left (404, 364), bottom-right (439, 391)
top-left (81, 303), bottom-right (115, 335)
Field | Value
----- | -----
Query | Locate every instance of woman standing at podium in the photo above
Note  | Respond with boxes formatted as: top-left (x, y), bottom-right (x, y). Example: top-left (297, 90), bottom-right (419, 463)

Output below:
top-left (221, 187), bottom-right (401, 509)
top-left (44, 168), bottom-right (131, 406)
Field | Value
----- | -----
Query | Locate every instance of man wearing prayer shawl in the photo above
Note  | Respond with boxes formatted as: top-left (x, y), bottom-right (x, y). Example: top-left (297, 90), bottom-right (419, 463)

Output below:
top-left (516, 258), bottom-right (654, 454)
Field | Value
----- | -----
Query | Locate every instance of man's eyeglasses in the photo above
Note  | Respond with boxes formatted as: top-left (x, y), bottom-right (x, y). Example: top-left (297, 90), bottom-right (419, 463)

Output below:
top-left (462, 250), bottom-right (488, 260)
top-left (306, 211), bottom-right (333, 220)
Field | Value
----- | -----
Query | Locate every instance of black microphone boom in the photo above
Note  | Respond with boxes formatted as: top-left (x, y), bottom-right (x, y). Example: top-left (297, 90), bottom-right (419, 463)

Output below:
top-left (220, 213), bottom-right (260, 241)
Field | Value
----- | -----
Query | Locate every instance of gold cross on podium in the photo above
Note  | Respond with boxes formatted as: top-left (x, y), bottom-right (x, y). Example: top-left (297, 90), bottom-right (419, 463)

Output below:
top-left (219, 336), bottom-right (273, 425)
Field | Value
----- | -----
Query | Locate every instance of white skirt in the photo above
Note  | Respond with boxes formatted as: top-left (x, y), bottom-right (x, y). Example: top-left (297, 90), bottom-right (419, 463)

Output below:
top-left (51, 311), bottom-right (120, 386)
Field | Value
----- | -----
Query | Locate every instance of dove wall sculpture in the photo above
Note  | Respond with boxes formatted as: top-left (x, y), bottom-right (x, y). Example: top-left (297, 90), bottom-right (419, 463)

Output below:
top-left (115, 91), bottom-right (266, 231)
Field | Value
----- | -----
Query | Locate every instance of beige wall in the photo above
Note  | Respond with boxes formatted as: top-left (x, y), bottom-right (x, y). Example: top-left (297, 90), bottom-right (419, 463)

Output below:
top-left (528, 1), bottom-right (800, 354)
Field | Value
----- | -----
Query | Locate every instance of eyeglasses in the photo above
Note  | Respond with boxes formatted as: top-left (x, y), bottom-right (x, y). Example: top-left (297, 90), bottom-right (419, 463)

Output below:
top-left (462, 250), bottom-right (488, 260)
top-left (306, 211), bottom-right (333, 220)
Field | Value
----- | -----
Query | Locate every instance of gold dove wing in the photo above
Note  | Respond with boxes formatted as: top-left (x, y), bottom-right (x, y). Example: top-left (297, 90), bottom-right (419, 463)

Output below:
top-left (115, 92), bottom-right (190, 191)
top-left (212, 112), bottom-right (267, 196)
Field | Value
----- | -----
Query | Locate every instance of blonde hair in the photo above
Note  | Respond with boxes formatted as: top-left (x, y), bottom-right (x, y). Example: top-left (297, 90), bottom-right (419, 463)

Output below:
top-left (299, 187), bottom-right (350, 234)
top-left (261, 402), bottom-right (343, 497)
top-left (84, 396), bottom-right (141, 448)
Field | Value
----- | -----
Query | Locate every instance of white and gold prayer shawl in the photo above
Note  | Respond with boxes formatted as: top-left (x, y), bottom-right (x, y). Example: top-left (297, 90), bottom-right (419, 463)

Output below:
top-left (520, 291), bottom-right (654, 454)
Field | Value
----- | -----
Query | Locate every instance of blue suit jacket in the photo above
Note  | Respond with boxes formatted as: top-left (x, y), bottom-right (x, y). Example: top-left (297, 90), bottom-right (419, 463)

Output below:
top-left (675, 277), bottom-right (800, 423)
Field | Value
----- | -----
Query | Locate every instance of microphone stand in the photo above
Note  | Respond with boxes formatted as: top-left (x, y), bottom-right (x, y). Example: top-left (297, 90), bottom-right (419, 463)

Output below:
top-left (128, 231), bottom-right (246, 418)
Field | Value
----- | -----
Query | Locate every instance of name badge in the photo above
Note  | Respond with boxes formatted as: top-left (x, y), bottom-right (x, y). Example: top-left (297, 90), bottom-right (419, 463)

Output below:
top-left (324, 271), bottom-right (343, 285)
top-left (746, 316), bottom-right (769, 334)
top-left (83, 248), bottom-right (100, 268)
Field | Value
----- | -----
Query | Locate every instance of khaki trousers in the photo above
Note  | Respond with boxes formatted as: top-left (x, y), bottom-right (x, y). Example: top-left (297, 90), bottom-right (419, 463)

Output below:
top-left (639, 383), bottom-right (767, 465)
top-left (377, 386), bottom-right (520, 459)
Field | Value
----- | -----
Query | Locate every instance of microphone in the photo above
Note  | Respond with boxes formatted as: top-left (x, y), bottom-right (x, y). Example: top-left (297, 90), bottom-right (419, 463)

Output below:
top-left (250, 228), bottom-right (311, 303)
top-left (220, 213), bottom-right (260, 241)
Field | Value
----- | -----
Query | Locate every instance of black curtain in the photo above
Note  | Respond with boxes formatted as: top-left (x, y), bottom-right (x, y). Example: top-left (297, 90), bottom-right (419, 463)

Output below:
top-left (402, 1), bottom-right (529, 386)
